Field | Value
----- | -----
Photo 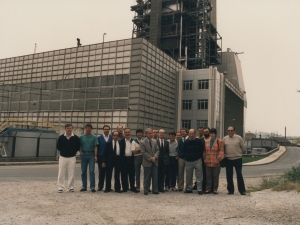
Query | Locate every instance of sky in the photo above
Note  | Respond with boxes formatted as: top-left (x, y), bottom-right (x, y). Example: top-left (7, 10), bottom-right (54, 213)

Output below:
top-left (0, 0), bottom-right (299, 136)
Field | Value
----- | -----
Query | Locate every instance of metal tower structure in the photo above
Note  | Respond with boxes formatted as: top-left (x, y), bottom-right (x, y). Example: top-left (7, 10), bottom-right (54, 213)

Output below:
top-left (131, 0), bottom-right (222, 69)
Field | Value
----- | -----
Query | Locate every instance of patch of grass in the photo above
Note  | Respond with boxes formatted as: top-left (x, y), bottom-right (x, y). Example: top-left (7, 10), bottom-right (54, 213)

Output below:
top-left (249, 165), bottom-right (300, 192)
top-left (242, 155), bottom-right (266, 164)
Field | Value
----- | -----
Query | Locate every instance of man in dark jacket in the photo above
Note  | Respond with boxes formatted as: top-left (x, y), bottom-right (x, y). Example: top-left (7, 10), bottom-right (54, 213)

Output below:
top-left (157, 129), bottom-right (169, 192)
top-left (102, 131), bottom-right (119, 193)
top-left (57, 124), bottom-right (81, 193)
top-left (183, 129), bottom-right (205, 195)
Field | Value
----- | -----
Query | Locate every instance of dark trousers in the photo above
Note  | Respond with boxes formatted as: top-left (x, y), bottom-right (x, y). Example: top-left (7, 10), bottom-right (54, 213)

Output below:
top-left (104, 166), bottom-right (113, 191)
top-left (158, 159), bottom-right (167, 191)
top-left (165, 156), bottom-right (178, 188)
top-left (226, 158), bottom-right (246, 193)
top-left (97, 156), bottom-right (105, 190)
top-left (114, 156), bottom-right (122, 191)
top-left (121, 156), bottom-right (135, 191)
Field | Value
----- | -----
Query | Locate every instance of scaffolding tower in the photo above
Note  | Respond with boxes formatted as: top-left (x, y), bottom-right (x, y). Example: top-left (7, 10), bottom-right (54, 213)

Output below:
top-left (131, 0), bottom-right (222, 69)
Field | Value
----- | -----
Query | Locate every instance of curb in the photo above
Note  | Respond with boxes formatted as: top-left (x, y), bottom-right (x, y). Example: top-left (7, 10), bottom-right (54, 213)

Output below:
top-left (243, 146), bottom-right (287, 166)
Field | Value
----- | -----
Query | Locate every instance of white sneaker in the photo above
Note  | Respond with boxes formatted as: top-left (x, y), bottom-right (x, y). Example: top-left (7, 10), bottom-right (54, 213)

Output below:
top-left (58, 189), bottom-right (63, 193)
top-left (69, 189), bottom-right (74, 192)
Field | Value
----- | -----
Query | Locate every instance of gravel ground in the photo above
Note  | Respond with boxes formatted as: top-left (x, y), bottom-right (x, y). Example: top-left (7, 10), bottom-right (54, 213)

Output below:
top-left (1, 178), bottom-right (299, 225)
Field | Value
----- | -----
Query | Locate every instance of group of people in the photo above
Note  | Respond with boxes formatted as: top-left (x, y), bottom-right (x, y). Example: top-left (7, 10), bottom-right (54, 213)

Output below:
top-left (57, 124), bottom-right (246, 196)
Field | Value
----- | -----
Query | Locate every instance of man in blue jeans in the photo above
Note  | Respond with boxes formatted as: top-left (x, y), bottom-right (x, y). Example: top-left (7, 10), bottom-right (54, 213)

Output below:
top-left (80, 123), bottom-right (99, 192)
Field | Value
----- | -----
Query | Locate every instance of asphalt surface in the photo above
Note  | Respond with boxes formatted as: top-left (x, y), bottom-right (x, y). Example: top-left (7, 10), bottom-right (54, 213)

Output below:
top-left (0, 147), bottom-right (299, 182)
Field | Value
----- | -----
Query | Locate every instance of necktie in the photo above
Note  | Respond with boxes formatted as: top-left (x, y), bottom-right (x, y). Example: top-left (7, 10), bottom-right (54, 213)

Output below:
top-left (113, 141), bottom-right (116, 156)
top-left (149, 140), bottom-right (152, 148)
top-left (161, 140), bottom-right (163, 148)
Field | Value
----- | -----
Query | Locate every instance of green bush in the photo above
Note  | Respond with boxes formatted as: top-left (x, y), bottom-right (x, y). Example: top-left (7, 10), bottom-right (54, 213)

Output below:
top-left (283, 165), bottom-right (300, 183)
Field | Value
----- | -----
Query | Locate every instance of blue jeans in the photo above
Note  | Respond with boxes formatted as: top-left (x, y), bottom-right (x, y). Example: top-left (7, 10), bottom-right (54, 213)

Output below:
top-left (81, 152), bottom-right (95, 189)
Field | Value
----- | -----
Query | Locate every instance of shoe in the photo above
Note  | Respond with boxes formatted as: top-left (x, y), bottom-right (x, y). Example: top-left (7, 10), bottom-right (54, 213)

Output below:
top-left (227, 192), bottom-right (234, 195)
top-left (122, 190), bottom-right (127, 192)
top-left (80, 188), bottom-right (87, 192)
top-left (115, 190), bottom-right (122, 193)
top-left (164, 186), bottom-right (169, 191)
top-left (184, 190), bottom-right (193, 193)
top-left (144, 192), bottom-right (148, 195)
top-left (192, 185), bottom-right (197, 190)
top-left (178, 189), bottom-right (183, 192)
top-left (158, 189), bottom-right (165, 193)
top-left (97, 188), bottom-right (102, 191)
top-left (91, 189), bottom-right (96, 193)
top-left (104, 189), bottom-right (110, 193)
top-left (152, 192), bottom-right (159, 194)
top-left (213, 191), bottom-right (218, 194)
top-left (69, 189), bottom-right (74, 192)
top-left (58, 189), bottom-right (63, 193)
top-left (134, 189), bottom-right (140, 193)
top-left (198, 191), bottom-right (203, 195)
top-left (204, 191), bottom-right (211, 194)
top-left (240, 192), bottom-right (246, 195)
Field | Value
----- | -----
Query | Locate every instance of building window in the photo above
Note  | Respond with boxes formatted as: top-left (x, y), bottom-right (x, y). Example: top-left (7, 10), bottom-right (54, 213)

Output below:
top-left (183, 80), bottom-right (193, 90)
top-left (182, 100), bottom-right (192, 110)
top-left (198, 99), bottom-right (208, 110)
top-left (198, 79), bottom-right (209, 89)
top-left (182, 120), bottom-right (191, 130)
top-left (197, 120), bottom-right (208, 128)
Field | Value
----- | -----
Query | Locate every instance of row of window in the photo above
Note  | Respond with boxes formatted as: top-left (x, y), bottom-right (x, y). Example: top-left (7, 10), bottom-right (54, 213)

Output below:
top-left (182, 99), bottom-right (208, 110)
top-left (181, 120), bottom-right (208, 130)
top-left (183, 80), bottom-right (209, 90)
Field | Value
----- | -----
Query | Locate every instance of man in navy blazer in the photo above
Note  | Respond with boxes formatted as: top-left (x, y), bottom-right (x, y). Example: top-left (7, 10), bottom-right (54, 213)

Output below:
top-left (97, 125), bottom-right (112, 191)
top-left (102, 131), bottom-right (119, 192)
top-left (157, 129), bottom-right (169, 192)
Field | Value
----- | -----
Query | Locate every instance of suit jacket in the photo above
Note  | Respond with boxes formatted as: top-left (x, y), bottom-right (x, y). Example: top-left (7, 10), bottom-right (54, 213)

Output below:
top-left (103, 141), bottom-right (115, 167)
top-left (97, 134), bottom-right (112, 156)
top-left (157, 139), bottom-right (169, 165)
top-left (177, 137), bottom-right (187, 158)
top-left (140, 138), bottom-right (160, 167)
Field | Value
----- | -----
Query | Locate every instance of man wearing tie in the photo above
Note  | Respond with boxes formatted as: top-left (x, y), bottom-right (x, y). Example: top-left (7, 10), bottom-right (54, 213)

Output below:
top-left (97, 125), bottom-right (112, 191)
top-left (140, 128), bottom-right (160, 195)
top-left (102, 131), bottom-right (119, 193)
top-left (157, 129), bottom-right (169, 192)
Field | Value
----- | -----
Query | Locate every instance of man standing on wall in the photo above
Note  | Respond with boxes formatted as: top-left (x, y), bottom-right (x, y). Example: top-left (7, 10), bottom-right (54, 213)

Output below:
top-left (223, 126), bottom-right (246, 195)
top-left (97, 125), bottom-right (112, 191)
top-left (57, 124), bottom-right (81, 193)
top-left (80, 123), bottom-right (99, 192)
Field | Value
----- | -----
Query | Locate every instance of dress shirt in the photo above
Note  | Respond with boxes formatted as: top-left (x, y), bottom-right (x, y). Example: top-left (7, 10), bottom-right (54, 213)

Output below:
top-left (112, 140), bottom-right (120, 155)
top-left (125, 138), bottom-right (132, 156)
top-left (131, 139), bottom-right (142, 156)
top-left (169, 141), bottom-right (178, 156)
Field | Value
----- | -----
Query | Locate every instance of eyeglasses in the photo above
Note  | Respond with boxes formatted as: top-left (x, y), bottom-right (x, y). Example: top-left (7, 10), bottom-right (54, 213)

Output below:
top-left (227, 130), bottom-right (234, 132)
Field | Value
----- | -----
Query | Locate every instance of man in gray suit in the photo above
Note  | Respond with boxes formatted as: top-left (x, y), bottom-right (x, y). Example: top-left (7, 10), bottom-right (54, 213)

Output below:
top-left (140, 128), bottom-right (160, 195)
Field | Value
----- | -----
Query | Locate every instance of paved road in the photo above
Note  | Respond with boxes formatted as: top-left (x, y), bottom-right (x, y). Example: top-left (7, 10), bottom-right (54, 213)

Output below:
top-left (0, 147), bottom-right (299, 182)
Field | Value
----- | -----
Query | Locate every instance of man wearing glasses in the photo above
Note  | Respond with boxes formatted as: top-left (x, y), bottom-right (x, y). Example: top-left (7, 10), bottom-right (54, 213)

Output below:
top-left (223, 126), bottom-right (246, 195)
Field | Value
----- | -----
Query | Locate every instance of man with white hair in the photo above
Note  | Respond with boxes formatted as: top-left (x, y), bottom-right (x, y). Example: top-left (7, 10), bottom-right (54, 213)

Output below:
top-left (183, 129), bottom-right (205, 195)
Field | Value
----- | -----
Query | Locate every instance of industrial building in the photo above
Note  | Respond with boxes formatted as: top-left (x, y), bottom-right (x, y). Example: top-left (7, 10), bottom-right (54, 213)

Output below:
top-left (0, 38), bottom-right (182, 136)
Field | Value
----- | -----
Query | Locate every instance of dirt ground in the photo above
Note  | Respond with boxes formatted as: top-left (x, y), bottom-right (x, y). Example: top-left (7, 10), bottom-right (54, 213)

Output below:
top-left (1, 177), bottom-right (299, 225)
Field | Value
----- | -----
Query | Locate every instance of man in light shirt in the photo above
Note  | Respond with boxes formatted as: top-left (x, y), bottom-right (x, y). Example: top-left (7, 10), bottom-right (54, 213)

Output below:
top-left (131, 129), bottom-right (144, 193)
top-left (165, 131), bottom-right (178, 191)
top-left (119, 128), bottom-right (137, 192)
